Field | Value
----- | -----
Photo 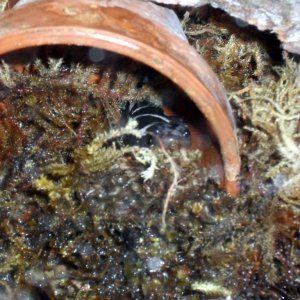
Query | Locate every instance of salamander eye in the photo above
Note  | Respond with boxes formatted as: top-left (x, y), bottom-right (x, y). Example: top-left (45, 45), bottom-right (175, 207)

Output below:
top-left (183, 129), bottom-right (190, 138)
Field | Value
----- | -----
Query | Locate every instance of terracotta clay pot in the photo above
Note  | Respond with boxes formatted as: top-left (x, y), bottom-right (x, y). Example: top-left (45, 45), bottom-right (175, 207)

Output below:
top-left (0, 0), bottom-right (241, 195)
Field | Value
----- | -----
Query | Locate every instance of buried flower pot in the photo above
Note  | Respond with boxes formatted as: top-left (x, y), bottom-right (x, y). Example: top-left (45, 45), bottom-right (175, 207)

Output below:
top-left (0, 0), bottom-right (240, 194)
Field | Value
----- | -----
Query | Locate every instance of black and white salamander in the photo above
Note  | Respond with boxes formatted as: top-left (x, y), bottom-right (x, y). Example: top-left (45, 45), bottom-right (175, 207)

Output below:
top-left (120, 100), bottom-right (191, 147)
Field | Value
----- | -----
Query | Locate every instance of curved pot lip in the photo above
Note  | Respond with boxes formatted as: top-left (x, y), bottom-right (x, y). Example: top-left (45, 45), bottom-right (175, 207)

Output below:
top-left (0, 0), bottom-right (241, 195)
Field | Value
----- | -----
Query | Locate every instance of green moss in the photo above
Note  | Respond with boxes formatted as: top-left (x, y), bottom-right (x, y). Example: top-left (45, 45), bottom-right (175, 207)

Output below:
top-left (184, 12), bottom-right (271, 91)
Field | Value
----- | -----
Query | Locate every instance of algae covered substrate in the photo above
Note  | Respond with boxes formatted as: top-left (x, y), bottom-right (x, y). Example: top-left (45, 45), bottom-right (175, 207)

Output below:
top-left (0, 7), bottom-right (299, 300)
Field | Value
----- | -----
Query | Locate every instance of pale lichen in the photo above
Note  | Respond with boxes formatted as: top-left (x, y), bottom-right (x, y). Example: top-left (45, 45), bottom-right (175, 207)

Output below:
top-left (191, 281), bottom-right (232, 297)
top-left (34, 58), bottom-right (65, 77)
top-left (134, 148), bottom-right (158, 181)
top-left (0, 61), bottom-right (17, 87)
top-left (231, 55), bottom-right (300, 203)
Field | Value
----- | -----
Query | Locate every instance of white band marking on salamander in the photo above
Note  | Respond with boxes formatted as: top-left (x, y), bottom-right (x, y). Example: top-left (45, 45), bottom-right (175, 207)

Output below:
top-left (134, 113), bottom-right (170, 123)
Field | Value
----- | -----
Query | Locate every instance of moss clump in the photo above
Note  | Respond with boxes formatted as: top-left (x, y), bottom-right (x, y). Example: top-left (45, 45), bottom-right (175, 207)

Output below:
top-left (231, 56), bottom-right (300, 203)
top-left (183, 10), bottom-right (272, 91)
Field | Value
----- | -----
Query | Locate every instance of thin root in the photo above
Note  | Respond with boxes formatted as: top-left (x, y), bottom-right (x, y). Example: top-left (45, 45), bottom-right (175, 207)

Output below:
top-left (158, 139), bottom-right (179, 229)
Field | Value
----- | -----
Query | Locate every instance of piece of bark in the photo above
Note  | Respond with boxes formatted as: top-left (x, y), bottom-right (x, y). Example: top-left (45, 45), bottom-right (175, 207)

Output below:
top-left (148, 0), bottom-right (300, 55)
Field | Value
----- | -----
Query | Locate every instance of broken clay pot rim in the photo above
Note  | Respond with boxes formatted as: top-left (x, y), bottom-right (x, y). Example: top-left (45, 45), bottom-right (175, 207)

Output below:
top-left (0, 0), bottom-right (241, 195)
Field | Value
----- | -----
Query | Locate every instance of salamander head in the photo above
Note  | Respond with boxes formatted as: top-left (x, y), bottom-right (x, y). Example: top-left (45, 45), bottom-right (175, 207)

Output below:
top-left (150, 116), bottom-right (191, 147)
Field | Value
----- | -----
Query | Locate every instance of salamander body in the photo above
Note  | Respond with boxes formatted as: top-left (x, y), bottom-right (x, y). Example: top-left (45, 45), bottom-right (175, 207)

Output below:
top-left (120, 101), bottom-right (191, 147)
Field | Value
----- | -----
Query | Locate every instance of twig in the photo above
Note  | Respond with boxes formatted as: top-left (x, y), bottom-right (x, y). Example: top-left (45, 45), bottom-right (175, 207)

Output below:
top-left (158, 139), bottom-right (179, 229)
top-left (229, 85), bottom-right (252, 96)
top-left (185, 29), bottom-right (218, 36)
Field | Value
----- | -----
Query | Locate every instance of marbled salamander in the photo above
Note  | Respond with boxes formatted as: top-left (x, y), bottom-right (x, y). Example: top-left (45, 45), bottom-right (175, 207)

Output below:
top-left (120, 100), bottom-right (191, 147)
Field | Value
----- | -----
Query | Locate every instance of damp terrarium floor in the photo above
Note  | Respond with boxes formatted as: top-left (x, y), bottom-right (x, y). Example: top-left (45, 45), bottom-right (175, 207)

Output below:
top-left (0, 8), bottom-right (299, 300)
